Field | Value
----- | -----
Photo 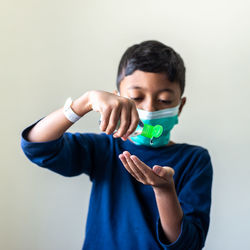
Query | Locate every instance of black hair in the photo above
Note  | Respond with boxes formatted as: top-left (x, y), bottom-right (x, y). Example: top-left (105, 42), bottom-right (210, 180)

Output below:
top-left (116, 40), bottom-right (186, 95)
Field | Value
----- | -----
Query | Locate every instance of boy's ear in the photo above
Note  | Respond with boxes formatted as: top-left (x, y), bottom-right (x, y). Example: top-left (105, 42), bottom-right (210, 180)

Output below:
top-left (178, 97), bottom-right (186, 116)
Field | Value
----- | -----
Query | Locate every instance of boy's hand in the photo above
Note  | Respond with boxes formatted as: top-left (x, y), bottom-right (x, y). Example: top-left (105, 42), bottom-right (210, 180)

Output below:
top-left (119, 151), bottom-right (175, 192)
top-left (87, 90), bottom-right (139, 139)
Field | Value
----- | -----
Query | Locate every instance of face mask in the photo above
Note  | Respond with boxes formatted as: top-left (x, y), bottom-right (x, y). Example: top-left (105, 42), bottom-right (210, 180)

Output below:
top-left (129, 104), bottom-right (180, 147)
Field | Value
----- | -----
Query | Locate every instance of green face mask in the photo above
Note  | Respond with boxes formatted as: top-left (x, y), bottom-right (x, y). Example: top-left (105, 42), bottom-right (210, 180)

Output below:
top-left (129, 105), bottom-right (179, 147)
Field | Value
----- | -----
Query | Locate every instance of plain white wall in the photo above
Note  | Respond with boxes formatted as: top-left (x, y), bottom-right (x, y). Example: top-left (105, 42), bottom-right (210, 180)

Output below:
top-left (1, 0), bottom-right (250, 249)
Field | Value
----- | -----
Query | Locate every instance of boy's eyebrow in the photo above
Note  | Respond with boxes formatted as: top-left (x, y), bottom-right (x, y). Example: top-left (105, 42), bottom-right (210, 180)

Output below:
top-left (128, 86), bottom-right (174, 94)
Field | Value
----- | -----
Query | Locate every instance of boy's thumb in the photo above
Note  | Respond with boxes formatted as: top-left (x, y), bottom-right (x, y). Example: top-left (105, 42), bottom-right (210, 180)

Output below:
top-left (153, 165), bottom-right (175, 179)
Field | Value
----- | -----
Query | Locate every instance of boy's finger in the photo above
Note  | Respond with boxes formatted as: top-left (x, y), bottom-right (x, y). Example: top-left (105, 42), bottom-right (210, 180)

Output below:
top-left (106, 107), bottom-right (121, 135)
top-left (153, 166), bottom-right (175, 179)
top-left (130, 155), bottom-right (154, 176)
top-left (100, 108), bottom-right (112, 132)
top-left (119, 154), bottom-right (139, 180)
top-left (116, 106), bottom-right (130, 137)
top-left (123, 105), bottom-right (140, 139)
top-left (123, 151), bottom-right (145, 181)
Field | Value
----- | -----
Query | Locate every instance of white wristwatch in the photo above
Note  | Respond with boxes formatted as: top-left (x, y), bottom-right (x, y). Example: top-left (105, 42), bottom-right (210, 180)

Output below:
top-left (63, 97), bottom-right (81, 123)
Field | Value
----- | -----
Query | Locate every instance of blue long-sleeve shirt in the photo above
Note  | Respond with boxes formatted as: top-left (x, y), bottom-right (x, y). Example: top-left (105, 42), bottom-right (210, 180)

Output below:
top-left (21, 121), bottom-right (213, 250)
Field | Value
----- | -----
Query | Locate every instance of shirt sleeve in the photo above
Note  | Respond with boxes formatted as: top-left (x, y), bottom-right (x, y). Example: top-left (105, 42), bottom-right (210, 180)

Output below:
top-left (156, 149), bottom-right (213, 250)
top-left (20, 119), bottom-right (110, 179)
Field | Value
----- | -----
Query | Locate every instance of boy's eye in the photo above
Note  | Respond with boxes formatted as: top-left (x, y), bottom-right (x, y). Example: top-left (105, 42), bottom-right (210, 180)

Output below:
top-left (130, 97), bottom-right (143, 101)
top-left (159, 100), bottom-right (172, 104)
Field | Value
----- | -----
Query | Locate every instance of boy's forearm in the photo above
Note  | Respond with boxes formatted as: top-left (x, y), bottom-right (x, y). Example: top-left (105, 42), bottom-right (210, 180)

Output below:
top-left (153, 182), bottom-right (183, 244)
top-left (27, 92), bottom-right (92, 142)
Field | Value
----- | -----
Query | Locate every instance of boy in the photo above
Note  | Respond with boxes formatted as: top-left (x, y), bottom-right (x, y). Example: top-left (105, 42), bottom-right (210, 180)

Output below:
top-left (21, 40), bottom-right (213, 249)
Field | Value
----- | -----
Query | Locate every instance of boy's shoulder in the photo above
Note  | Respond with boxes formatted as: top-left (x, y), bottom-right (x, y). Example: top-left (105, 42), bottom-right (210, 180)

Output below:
top-left (176, 142), bottom-right (211, 162)
top-left (178, 142), bottom-right (209, 154)
top-left (177, 143), bottom-right (212, 174)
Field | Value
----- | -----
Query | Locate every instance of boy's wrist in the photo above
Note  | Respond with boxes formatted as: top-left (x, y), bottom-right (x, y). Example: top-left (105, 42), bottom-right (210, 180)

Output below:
top-left (153, 179), bottom-right (175, 197)
top-left (71, 92), bottom-right (93, 117)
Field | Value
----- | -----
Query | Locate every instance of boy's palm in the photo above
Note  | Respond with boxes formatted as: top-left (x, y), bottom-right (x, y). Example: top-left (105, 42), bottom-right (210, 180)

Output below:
top-left (119, 151), bottom-right (175, 190)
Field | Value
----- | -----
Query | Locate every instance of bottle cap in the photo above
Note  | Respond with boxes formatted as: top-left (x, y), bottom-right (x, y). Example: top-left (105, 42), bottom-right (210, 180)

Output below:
top-left (141, 124), bottom-right (163, 139)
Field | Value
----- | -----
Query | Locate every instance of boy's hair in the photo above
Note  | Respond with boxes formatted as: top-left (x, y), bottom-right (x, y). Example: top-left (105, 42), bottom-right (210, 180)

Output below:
top-left (116, 40), bottom-right (186, 95)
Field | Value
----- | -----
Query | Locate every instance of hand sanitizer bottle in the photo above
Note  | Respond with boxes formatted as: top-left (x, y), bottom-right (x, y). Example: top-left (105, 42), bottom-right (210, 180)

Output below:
top-left (99, 119), bottom-right (163, 144)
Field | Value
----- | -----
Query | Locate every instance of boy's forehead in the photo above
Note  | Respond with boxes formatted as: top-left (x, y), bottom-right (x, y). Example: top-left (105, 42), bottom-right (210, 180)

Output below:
top-left (120, 70), bottom-right (181, 94)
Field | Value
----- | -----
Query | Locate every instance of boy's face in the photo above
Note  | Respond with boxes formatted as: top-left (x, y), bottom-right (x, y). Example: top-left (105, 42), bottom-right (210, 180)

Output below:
top-left (119, 70), bottom-right (186, 114)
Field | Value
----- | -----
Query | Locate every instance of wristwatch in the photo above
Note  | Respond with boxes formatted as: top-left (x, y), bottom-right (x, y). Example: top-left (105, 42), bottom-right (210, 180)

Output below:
top-left (63, 97), bottom-right (81, 123)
